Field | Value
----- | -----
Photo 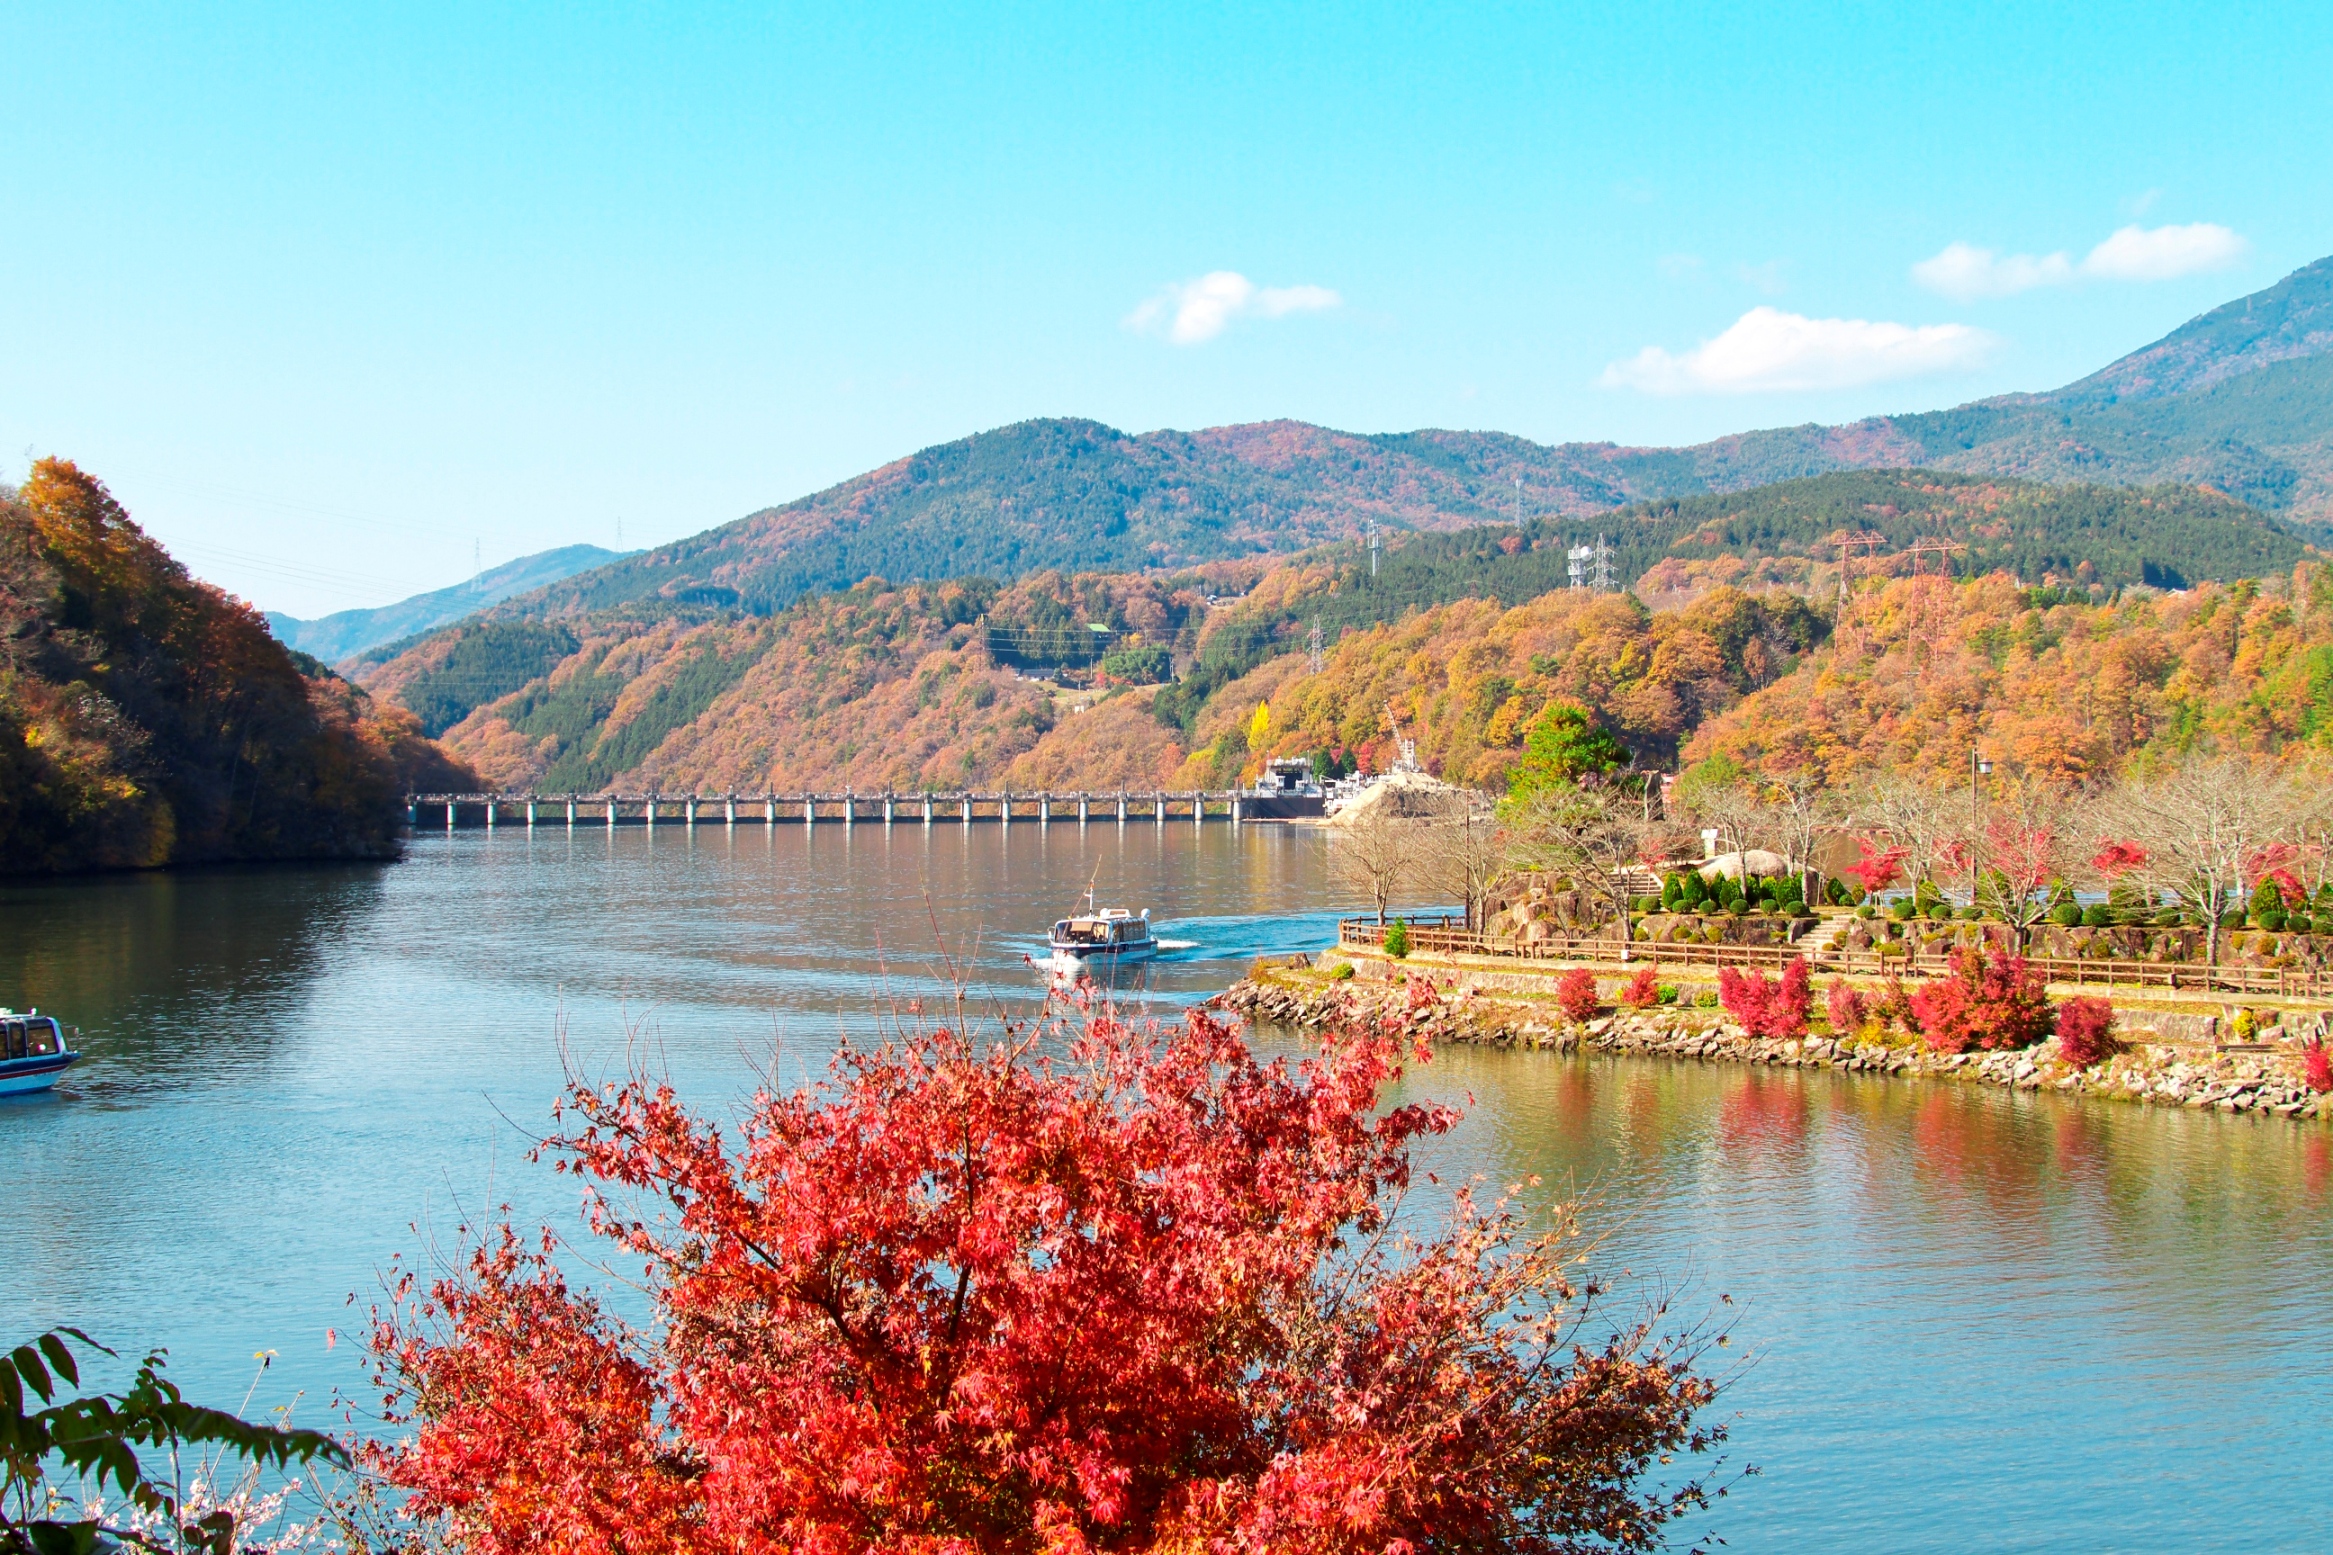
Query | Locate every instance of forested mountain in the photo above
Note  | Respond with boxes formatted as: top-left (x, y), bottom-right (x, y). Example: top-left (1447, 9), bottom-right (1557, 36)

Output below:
top-left (363, 463), bottom-right (2320, 801)
top-left (0, 461), bottom-right (474, 875)
top-left (460, 254), bottom-right (2331, 629)
top-left (345, 256), bottom-right (2333, 801)
top-left (1683, 568), bottom-right (2333, 786)
top-left (267, 543), bottom-right (628, 662)
top-left (1146, 470), bottom-right (2299, 740)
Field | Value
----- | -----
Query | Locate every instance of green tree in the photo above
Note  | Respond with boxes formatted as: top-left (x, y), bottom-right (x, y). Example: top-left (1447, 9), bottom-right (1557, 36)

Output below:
top-left (2, 1327), bottom-right (346, 1553)
top-left (1503, 701), bottom-right (1628, 805)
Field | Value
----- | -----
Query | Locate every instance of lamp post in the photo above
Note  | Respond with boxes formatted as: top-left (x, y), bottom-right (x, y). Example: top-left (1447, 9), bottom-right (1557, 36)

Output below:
top-left (1970, 748), bottom-right (1993, 914)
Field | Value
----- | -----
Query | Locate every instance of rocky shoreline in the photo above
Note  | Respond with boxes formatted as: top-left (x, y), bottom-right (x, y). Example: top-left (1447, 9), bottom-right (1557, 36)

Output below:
top-left (1217, 968), bottom-right (2333, 1123)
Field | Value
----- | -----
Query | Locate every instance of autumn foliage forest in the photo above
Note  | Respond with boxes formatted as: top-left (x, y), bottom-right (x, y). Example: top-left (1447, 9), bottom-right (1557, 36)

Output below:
top-left (0, 461), bottom-right (471, 875)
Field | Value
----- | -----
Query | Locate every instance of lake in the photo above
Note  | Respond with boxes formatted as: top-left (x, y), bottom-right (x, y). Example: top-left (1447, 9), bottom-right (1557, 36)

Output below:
top-left (6, 823), bottom-right (2330, 1551)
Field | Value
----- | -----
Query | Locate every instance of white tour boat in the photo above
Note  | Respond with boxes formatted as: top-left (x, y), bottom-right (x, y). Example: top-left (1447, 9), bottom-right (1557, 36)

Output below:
top-left (1049, 894), bottom-right (1159, 964)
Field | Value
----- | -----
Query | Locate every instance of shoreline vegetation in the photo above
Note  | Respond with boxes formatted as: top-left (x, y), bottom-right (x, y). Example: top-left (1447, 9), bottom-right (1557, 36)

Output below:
top-left (1221, 946), bottom-right (2333, 1124)
top-left (0, 461), bottom-right (475, 877)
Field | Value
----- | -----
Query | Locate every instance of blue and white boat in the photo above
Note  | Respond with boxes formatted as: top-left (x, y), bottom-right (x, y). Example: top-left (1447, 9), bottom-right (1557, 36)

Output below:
top-left (1049, 894), bottom-right (1159, 965)
top-left (0, 1008), bottom-right (77, 1096)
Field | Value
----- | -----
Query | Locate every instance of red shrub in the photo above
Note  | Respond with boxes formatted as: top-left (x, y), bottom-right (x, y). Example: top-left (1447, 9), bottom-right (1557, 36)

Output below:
top-left (1621, 967), bottom-right (1661, 1008)
top-left (1557, 968), bottom-right (1600, 1023)
top-left (1718, 959), bottom-right (1813, 1040)
top-left (2053, 997), bottom-right (2119, 1067)
top-left (1909, 947), bottom-right (2051, 1054)
top-left (1824, 978), bottom-right (1866, 1035)
top-left (2305, 1038), bottom-right (2332, 1094)
top-left (365, 1010), bottom-right (1726, 1553)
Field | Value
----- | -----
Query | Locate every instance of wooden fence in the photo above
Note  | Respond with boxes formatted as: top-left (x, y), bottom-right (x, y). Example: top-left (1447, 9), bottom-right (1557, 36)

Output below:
top-left (1337, 918), bottom-right (2333, 999)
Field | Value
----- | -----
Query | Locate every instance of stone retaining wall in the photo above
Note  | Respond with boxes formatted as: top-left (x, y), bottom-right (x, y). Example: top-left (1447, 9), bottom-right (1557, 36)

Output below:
top-left (1216, 970), bottom-right (2333, 1124)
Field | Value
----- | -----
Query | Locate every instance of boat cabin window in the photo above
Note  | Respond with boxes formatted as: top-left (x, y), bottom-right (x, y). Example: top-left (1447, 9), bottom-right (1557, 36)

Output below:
top-left (3, 1021), bottom-right (17, 1060)
top-left (26, 1020), bottom-right (59, 1056)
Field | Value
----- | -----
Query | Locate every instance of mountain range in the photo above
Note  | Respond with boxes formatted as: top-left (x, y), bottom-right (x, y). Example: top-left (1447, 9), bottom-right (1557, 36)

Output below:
top-left (345, 254), bottom-right (2333, 799)
top-left (454, 255), bottom-right (2333, 627)
top-left (268, 543), bottom-right (628, 661)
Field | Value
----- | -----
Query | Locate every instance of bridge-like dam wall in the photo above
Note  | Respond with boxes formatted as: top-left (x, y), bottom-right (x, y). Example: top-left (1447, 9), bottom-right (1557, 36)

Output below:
top-left (405, 791), bottom-right (1326, 830)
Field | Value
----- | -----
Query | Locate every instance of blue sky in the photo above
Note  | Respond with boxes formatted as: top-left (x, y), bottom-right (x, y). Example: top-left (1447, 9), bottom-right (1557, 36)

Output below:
top-left (4, 2), bottom-right (2330, 617)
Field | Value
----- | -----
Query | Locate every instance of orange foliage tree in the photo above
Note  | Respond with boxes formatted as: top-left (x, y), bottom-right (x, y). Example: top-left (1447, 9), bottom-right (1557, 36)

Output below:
top-left (369, 1009), bottom-right (1730, 1553)
top-left (1, 459), bottom-right (464, 872)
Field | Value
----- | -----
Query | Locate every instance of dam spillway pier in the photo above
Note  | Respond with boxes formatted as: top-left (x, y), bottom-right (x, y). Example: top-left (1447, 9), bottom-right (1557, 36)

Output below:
top-left (406, 789), bottom-right (1327, 830)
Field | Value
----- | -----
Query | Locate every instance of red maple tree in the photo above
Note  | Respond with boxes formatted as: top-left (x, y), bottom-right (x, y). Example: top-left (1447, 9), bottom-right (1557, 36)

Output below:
top-left (1842, 839), bottom-right (1907, 898)
top-left (367, 1008), bottom-right (1728, 1554)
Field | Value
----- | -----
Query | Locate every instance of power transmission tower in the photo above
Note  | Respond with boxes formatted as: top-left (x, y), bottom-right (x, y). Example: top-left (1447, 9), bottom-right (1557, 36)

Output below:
top-left (1367, 520), bottom-right (1379, 578)
top-left (1308, 617), bottom-right (1325, 674)
top-left (1591, 533), bottom-right (1614, 592)
top-left (1906, 538), bottom-right (1967, 576)
top-left (1829, 529), bottom-right (1886, 607)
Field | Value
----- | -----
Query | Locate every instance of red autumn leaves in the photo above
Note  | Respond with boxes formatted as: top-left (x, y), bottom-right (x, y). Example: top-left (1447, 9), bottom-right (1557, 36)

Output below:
top-left (367, 1009), bottom-right (1727, 1554)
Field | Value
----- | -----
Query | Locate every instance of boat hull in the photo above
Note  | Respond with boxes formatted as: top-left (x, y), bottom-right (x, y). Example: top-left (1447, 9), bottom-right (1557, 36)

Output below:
top-left (0, 1053), bottom-right (76, 1095)
top-left (1050, 940), bottom-right (1160, 964)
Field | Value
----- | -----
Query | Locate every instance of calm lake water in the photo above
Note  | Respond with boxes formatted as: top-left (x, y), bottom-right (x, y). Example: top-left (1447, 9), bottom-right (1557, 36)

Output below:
top-left (6, 824), bottom-right (2331, 1551)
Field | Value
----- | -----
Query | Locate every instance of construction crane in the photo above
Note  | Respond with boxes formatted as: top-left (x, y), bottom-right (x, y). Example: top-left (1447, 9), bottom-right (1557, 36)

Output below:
top-left (1384, 703), bottom-right (1420, 774)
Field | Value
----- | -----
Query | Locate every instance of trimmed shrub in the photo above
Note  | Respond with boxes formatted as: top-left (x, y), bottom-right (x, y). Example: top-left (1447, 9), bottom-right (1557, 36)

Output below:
top-left (1621, 967), bottom-right (1662, 1008)
top-left (1908, 947), bottom-right (2052, 1055)
top-left (2291, 912), bottom-right (2316, 935)
top-left (2305, 1039), bottom-right (2332, 1095)
top-left (2153, 909), bottom-right (2182, 927)
top-left (1631, 894), bottom-right (1661, 914)
top-left (1727, 900), bottom-right (1750, 917)
top-left (1656, 983), bottom-right (1680, 1005)
top-left (2080, 904), bottom-right (2112, 928)
top-left (2219, 909), bottom-right (2246, 929)
top-left (1890, 897), bottom-right (1917, 921)
top-left (1958, 906), bottom-right (1982, 922)
top-left (2051, 902), bottom-right (2084, 927)
top-left (1693, 988), bottom-right (1720, 1008)
top-left (1718, 959), bottom-right (1813, 1040)
top-left (1855, 904), bottom-right (1876, 920)
top-left (1383, 919), bottom-right (1411, 958)
top-left (2257, 910), bottom-right (2288, 933)
top-left (1661, 873), bottom-right (1686, 911)
top-left (1557, 968), bottom-right (1599, 1023)
top-left (1329, 961), bottom-right (1356, 981)
top-left (1926, 901), bottom-right (1955, 922)
top-left (1825, 978), bottom-right (1867, 1034)
top-left (2054, 997), bottom-right (2119, 1067)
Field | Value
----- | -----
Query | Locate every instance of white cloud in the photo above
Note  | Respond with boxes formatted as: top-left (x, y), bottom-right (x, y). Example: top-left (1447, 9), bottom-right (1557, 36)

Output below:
top-left (1913, 222), bottom-right (2249, 299)
top-left (1912, 241), bottom-right (2075, 301)
top-left (1600, 306), bottom-right (1994, 395)
top-left (1123, 271), bottom-right (1341, 345)
top-left (2079, 222), bottom-right (2249, 281)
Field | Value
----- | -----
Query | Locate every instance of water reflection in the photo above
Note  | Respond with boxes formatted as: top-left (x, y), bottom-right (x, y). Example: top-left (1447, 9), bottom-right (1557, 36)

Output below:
top-left (0, 865), bottom-right (392, 1095)
top-left (1392, 1045), bottom-right (2333, 1550)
